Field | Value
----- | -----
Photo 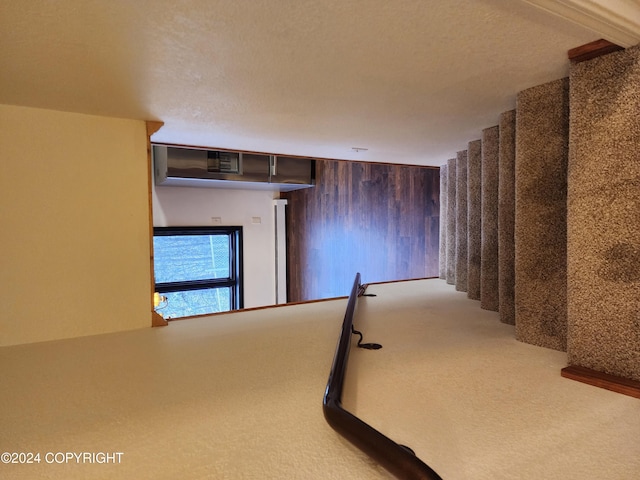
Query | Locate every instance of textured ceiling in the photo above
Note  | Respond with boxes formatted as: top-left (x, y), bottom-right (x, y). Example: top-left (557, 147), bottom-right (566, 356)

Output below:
top-left (0, 0), bottom-right (619, 165)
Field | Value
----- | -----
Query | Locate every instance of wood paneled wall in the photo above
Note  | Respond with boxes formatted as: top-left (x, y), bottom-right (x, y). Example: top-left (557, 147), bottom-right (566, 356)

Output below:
top-left (283, 159), bottom-right (440, 302)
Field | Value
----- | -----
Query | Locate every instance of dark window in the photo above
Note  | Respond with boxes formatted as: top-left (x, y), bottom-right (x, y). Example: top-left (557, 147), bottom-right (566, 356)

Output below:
top-left (153, 226), bottom-right (243, 319)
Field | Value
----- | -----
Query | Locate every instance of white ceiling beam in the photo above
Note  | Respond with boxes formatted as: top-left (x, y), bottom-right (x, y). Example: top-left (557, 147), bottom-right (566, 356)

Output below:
top-left (523, 0), bottom-right (640, 47)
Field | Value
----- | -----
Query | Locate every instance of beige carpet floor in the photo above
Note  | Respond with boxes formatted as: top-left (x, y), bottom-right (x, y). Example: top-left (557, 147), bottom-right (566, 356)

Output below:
top-left (1, 279), bottom-right (638, 479)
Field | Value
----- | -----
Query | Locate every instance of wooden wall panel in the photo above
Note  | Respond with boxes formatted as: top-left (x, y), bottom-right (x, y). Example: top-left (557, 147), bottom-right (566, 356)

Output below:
top-left (284, 159), bottom-right (440, 302)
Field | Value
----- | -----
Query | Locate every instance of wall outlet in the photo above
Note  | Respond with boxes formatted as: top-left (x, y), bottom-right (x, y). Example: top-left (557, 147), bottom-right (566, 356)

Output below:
top-left (252, 216), bottom-right (262, 224)
top-left (211, 217), bottom-right (222, 224)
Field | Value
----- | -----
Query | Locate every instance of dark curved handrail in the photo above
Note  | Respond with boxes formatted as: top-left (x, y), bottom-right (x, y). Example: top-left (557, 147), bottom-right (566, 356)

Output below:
top-left (323, 273), bottom-right (443, 480)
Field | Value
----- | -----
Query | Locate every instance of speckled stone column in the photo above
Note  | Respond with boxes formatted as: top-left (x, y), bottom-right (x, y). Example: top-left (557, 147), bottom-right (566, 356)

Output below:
top-left (439, 164), bottom-right (448, 279)
top-left (455, 151), bottom-right (468, 292)
top-left (567, 45), bottom-right (640, 381)
top-left (446, 158), bottom-right (457, 285)
top-left (499, 110), bottom-right (516, 325)
top-left (481, 126), bottom-right (499, 311)
top-left (515, 78), bottom-right (568, 351)
top-left (467, 139), bottom-right (482, 301)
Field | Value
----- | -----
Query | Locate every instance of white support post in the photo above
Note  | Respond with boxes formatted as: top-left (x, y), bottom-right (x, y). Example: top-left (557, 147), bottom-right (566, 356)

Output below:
top-left (274, 199), bottom-right (288, 304)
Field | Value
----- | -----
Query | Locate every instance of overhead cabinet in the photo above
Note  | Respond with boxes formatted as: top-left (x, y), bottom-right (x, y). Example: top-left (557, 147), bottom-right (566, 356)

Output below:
top-left (153, 145), bottom-right (315, 191)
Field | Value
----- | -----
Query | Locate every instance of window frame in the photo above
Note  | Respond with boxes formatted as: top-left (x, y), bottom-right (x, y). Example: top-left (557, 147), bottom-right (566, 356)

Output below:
top-left (153, 226), bottom-right (244, 314)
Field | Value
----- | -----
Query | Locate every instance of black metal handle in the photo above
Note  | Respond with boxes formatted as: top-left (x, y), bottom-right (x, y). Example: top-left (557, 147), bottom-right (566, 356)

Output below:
top-left (323, 273), bottom-right (443, 480)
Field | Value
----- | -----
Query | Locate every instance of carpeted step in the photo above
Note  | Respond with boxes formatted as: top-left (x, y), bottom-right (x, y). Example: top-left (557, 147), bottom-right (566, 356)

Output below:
top-left (455, 150), bottom-right (469, 292)
top-left (439, 164), bottom-right (448, 279)
top-left (446, 157), bottom-right (457, 285)
top-left (498, 110), bottom-right (516, 325)
top-left (480, 126), bottom-right (500, 311)
top-left (515, 78), bottom-right (569, 351)
top-left (467, 140), bottom-right (482, 301)
top-left (567, 44), bottom-right (640, 381)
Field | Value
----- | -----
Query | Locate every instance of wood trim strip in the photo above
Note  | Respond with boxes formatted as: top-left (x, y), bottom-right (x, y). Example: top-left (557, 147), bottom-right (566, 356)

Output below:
top-left (146, 121), bottom-right (164, 137)
top-left (561, 365), bottom-right (640, 399)
top-left (145, 120), bottom-right (168, 327)
top-left (568, 39), bottom-right (624, 63)
top-left (152, 311), bottom-right (168, 327)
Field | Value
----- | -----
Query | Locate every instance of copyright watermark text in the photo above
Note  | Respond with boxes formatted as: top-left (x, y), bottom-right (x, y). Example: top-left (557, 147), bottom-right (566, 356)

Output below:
top-left (2, 451), bottom-right (123, 464)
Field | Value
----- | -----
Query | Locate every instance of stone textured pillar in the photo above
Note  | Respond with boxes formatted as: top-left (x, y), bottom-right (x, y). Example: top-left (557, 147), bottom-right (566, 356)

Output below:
top-left (467, 140), bottom-right (482, 301)
top-left (481, 126), bottom-right (499, 311)
top-left (439, 164), bottom-right (447, 279)
top-left (455, 151), bottom-right (468, 292)
top-left (515, 78), bottom-right (568, 351)
top-left (498, 110), bottom-right (516, 325)
top-left (567, 45), bottom-right (640, 381)
top-left (446, 158), bottom-right (457, 285)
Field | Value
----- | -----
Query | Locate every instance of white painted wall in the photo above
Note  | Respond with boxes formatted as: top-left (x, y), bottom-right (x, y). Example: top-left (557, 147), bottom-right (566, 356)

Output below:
top-left (153, 185), bottom-right (279, 308)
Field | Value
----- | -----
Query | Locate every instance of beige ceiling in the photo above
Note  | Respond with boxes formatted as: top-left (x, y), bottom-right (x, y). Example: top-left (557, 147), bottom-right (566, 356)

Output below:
top-left (1, 1), bottom-right (638, 166)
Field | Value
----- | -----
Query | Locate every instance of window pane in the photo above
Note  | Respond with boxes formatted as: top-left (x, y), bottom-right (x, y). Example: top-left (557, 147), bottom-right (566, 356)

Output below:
top-left (158, 288), bottom-right (231, 319)
top-left (153, 234), bottom-right (230, 283)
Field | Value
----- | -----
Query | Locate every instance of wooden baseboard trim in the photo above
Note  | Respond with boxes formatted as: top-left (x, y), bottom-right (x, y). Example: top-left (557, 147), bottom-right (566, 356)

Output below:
top-left (561, 365), bottom-right (640, 399)
top-left (568, 39), bottom-right (624, 63)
